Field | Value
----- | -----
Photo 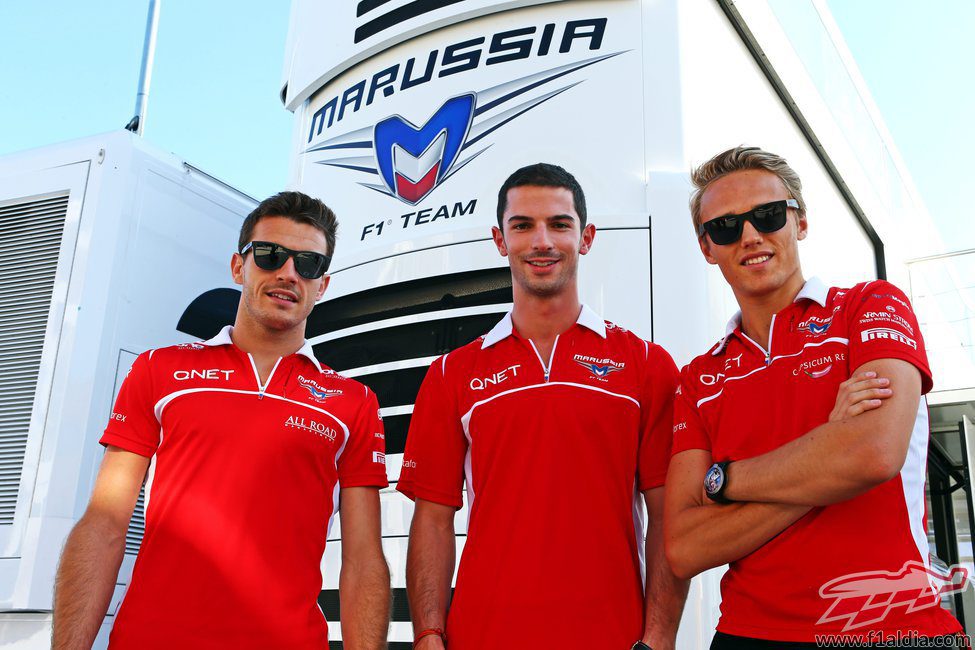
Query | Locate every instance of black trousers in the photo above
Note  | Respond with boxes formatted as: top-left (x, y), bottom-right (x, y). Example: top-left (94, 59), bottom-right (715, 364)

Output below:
top-left (710, 631), bottom-right (971, 649)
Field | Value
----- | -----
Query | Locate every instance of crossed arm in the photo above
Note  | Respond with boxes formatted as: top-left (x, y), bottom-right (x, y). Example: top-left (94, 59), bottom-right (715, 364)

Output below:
top-left (53, 446), bottom-right (149, 649)
top-left (665, 360), bottom-right (916, 579)
top-left (339, 487), bottom-right (391, 650)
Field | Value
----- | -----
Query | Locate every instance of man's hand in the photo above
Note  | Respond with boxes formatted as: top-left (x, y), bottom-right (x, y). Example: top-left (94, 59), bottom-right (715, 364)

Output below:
top-left (53, 446), bottom-right (149, 650)
top-left (339, 487), bottom-right (390, 650)
top-left (829, 371), bottom-right (892, 422)
top-left (699, 372), bottom-right (893, 502)
top-left (725, 358), bottom-right (923, 506)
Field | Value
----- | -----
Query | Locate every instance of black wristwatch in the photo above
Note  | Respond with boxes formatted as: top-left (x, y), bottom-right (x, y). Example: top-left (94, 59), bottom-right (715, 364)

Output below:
top-left (631, 642), bottom-right (653, 650)
top-left (704, 461), bottom-right (733, 504)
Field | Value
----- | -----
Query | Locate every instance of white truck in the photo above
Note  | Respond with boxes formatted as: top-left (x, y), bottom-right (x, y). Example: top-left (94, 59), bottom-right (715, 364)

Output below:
top-left (0, 1), bottom-right (962, 648)
top-left (0, 131), bottom-right (253, 646)
top-left (280, 0), bottom-right (959, 646)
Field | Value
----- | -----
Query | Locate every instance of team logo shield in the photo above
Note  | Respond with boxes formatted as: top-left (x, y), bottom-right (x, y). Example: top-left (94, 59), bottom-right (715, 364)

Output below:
top-left (575, 359), bottom-right (623, 379)
top-left (373, 94), bottom-right (476, 205)
top-left (808, 321), bottom-right (831, 335)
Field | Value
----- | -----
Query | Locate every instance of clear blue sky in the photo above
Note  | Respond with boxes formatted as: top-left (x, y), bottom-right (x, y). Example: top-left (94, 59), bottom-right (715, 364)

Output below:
top-left (0, 1), bottom-right (970, 251)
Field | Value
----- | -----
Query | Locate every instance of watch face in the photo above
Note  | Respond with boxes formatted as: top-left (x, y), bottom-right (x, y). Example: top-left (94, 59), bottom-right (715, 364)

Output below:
top-left (704, 464), bottom-right (725, 495)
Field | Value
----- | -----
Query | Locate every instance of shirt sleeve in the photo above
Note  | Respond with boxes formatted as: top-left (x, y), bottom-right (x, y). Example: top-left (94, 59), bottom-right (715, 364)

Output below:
top-left (100, 351), bottom-right (160, 458)
top-left (396, 356), bottom-right (467, 509)
top-left (847, 280), bottom-right (933, 394)
top-left (670, 369), bottom-right (713, 457)
top-left (637, 343), bottom-right (680, 491)
top-left (337, 385), bottom-right (390, 489)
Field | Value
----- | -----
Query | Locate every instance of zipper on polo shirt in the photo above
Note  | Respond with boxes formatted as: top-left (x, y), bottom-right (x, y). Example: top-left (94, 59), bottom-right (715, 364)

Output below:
top-left (246, 354), bottom-right (283, 399)
top-left (740, 313), bottom-right (775, 366)
top-left (765, 313), bottom-right (776, 366)
top-left (528, 335), bottom-right (559, 382)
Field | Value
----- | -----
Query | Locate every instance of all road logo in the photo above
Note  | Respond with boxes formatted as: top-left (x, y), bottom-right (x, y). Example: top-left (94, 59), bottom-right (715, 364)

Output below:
top-left (574, 354), bottom-right (624, 380)
top-left (285, 415), bottom-right (338, 441)
top-left (817, 560), bottom-right (968, 631)
top-left (303, 18), bottom-right (621, 207)
top-left (297, 375), bottom-right (343, 402)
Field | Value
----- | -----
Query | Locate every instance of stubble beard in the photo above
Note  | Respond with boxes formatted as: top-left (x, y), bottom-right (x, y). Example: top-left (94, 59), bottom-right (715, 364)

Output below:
top-left (241, 288), bottom-right (309, 334)
top-left (513, 255), bottom-right (576, 298)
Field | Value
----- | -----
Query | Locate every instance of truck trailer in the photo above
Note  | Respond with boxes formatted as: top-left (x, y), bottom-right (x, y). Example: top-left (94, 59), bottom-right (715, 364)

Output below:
top-left (0, 0), bottom-right (966, 647)
top-left (279, 0), bottom-right (962, 646)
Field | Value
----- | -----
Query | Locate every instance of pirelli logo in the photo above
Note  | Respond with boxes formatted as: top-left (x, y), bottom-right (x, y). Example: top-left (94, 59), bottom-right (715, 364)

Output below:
top-left (861, 327), bottom-right (917, 349)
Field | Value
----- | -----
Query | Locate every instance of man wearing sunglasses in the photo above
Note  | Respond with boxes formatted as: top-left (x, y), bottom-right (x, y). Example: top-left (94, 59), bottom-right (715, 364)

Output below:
top-left (398, 163), bottom-right (688, 650)
top-left (664, 147), bottom-right (963, 647)
top-left (53, 192), bottom-right (390, 649)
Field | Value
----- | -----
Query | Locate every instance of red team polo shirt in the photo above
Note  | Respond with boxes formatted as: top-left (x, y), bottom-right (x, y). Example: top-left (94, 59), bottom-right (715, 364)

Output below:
top-left (672, 278), bottom-right (961, 641)
top-left (397, 305), bottom-right (679, 649)
top-left (100, 326), bottom-right (387, 649)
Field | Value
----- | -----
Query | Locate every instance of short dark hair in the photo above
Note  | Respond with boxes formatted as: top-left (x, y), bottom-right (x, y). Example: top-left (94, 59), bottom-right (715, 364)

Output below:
top-left (496, 163), bottom-right (587, 228)
top-left (238, 191), bottom-right (338, 256)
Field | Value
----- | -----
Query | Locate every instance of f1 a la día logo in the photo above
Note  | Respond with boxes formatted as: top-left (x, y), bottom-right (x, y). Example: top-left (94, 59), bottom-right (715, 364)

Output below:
top-left (304, 17), bottom-right (621, 218)
top-left (285, 415), bottom-right (338, 441)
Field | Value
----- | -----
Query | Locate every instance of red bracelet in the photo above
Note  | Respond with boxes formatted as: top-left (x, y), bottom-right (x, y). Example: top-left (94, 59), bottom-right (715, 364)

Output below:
top-left (413, 627), bottom-right (447, 647)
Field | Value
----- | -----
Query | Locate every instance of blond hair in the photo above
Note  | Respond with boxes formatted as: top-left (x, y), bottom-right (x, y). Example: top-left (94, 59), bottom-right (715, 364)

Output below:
top-left (689, 146), bottom-right (806, 235)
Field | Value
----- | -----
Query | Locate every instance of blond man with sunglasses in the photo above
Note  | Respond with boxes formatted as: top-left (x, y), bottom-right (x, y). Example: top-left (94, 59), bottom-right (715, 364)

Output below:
top-left (664, 147), bottom-right (963, 648)
top-left (53, 192), bottom-right (390, 649)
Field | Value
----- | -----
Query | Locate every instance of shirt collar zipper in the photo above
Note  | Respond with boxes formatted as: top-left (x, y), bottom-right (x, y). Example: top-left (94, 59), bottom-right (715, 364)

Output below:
top-left (739, 312), bottom-right (776, 366)
top-left (247, 354), bottom-right (283, 399)
top-left (528, 335), bottom-right (559, 383)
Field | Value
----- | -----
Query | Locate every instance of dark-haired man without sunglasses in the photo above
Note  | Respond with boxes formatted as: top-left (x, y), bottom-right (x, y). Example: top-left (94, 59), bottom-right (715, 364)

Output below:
top-left (399, 163), bottom-right (688, 650)
top-left (52, 192), bottom-right (390, 649)
top-left (664, 147), bottom-right (964, 648)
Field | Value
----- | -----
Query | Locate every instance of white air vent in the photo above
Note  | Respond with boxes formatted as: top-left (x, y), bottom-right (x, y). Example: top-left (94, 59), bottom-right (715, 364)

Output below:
top-left (0, 194), bottom-right (69, 525)
top-left (0, 196), bottom-right (68, 524)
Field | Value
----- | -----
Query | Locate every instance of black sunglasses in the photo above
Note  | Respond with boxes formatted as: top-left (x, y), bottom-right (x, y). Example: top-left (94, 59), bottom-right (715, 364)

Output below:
top-left (239, 241), bottom-right (331, 279)
top-left (698, 199), bottom-right (799, 245)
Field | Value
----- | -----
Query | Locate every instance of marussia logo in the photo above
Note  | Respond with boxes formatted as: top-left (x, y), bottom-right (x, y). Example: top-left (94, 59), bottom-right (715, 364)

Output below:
top-left (573, 354), bottom-right (624, 379)
top-left (305, 52), bottom-right (623, 205)
top-left (817, 560), bottom-right (969, 631)
top-left (297, 375), bottom-right (342, 402)
top-left (798, 315), bottom-right (833, 335)
top-left (809, 321), bottom-right (831, 335)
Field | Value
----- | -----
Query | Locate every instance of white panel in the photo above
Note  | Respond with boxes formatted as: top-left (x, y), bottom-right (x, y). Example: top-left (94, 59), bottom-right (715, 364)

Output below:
top-left (282, 0), bottom-right (570, 109)
top-left (294, 1), bottom-right (647, 263)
